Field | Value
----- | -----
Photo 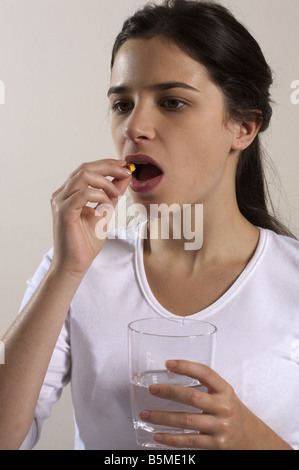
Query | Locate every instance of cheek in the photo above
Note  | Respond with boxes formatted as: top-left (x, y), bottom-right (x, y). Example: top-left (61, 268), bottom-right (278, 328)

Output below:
top-left (188, 121), bottom-right (233, 163)
top-left (171, 126), bottom-right (233, 191)
top-left (173, 128), bottom-right (222, 168)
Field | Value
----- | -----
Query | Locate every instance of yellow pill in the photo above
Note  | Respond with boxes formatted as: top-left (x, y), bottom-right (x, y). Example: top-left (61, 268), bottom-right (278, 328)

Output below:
top-left (124, 163), bottom-right (136, 173)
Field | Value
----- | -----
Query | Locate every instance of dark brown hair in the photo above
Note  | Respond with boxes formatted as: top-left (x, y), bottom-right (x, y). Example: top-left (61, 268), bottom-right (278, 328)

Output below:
top-left (111, 0), bottom-right (295, 238)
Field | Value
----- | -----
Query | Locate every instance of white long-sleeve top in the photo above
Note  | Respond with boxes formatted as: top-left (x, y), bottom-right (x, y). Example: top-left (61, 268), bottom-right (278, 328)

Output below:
top-left (19, 222), bottom-right (299, 450)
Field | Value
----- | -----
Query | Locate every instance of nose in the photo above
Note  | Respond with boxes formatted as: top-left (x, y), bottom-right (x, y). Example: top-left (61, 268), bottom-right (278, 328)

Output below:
top-left (124, 103), bottom-right (156, 143)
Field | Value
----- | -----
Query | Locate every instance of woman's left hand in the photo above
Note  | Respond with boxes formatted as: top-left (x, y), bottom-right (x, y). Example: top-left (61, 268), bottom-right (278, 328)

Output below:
top-left (139, 360), bottom-right (292, 450)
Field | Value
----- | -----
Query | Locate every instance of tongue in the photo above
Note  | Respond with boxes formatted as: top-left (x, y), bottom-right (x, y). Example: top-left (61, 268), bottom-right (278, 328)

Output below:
top-left (137, 163), bottom-right (162, 181)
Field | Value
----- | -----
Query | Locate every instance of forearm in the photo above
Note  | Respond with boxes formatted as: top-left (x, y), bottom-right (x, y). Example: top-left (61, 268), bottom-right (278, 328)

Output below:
top-left (0, 267), bottom-right (83, 450)
top-left (0, 159), bottom-right (131, 450)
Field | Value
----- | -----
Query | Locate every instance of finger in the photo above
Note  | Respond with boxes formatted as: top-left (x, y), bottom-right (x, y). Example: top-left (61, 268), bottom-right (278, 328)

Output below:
top-left (61, 187), bottom-right (111, 216)
top-left (166, 360), bottom-right (228, 394)
top-left (66, 171), bottom-right (122, 200)
top-left (148, 383), bottom-right (216, 414)
top-left (53, 159), bottom-right (132, 208)
top-left (61, 167), bottom-right (130, 201)
top-left (109, 175), bottom-right (132, 203)
top-left (69, 159), bottom-right (131, 180)
top-left (140, 409), bottom-right (216, 434)
top-left (152, 431), bottom-right (215, 450)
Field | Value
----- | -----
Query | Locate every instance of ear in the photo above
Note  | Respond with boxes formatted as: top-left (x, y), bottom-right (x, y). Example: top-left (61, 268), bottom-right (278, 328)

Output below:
top-left (231, 118), bottom-right (262, 151)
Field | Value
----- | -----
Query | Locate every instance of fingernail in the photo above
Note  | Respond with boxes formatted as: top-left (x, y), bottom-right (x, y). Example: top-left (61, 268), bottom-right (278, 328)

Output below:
top-left (149, 384), bottom-right (160, 394)
top-left (166, 360), bottom-right (178, 370)
top-left (121, 168), bottom-right (133, 175)
top-left (154, 433), bottom-right (163, 442)
top-left (140, 410), bottom-right (150, 420)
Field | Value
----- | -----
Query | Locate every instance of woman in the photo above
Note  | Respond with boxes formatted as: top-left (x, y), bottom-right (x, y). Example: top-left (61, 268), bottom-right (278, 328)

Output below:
top-left (0, 0), bottom-right (298, 450)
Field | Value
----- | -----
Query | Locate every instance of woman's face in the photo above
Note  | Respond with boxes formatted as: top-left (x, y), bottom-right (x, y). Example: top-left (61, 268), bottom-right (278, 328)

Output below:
top-left (109, 36), bottom-right (239, 212)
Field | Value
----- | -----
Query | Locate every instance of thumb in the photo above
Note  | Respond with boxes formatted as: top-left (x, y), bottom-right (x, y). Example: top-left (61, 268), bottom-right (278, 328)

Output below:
top-left (110, 175), bottom-right (132, 208)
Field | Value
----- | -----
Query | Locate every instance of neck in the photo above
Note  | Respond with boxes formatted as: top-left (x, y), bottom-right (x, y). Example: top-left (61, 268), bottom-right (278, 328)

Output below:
top-left (145, 199), bottom-right (260, 271)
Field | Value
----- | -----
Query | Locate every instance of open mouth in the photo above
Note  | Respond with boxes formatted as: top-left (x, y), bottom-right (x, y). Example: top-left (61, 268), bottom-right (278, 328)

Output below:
top-left (132, 162), bottom-right (163, 182)
top-left (126, 155), bottom-right (164, 193)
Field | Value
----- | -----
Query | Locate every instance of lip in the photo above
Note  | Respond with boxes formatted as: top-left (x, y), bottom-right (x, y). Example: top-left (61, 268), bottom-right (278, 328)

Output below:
top-left (129, 173), bottom-right (163, 193)
top-left (125, 154), bottom-right (163, 172)
top-left (125, 154), bottom-right (164, 194)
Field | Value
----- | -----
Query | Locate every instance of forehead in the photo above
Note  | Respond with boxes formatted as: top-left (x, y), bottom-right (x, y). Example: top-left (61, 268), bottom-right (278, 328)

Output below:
top-left (110, 37), bottom-right (209, 88)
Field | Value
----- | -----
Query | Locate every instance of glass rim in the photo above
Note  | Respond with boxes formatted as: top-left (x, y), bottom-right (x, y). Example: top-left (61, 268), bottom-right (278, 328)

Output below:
top-left (128, 317), bottom-right (217, 338)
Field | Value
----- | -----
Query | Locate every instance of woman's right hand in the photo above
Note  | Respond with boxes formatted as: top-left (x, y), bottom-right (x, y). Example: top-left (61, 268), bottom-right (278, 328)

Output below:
top-left (49, 158), bottom-right (132, 278)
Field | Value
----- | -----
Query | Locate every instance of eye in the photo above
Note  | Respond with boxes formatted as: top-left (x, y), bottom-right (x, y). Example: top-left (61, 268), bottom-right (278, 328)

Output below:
top-left (111, 100), bottom-right (134, 115)
top-left (160, 98), bottom-right (186, 111)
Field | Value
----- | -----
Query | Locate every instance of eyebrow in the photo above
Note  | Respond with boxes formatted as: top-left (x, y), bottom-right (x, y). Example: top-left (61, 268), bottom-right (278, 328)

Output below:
top-left (107, 81), bottom-right (200, 97)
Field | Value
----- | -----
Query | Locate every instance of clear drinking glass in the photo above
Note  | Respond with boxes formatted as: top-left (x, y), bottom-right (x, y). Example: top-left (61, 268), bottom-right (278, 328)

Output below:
top-left (128, 317), bottom-right (217, 447)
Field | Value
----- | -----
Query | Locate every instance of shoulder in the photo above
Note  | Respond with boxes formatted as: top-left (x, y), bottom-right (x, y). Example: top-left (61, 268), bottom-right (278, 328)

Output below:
top-left (261, 229), bottom-right (299, 284)
top-left (265, 229), bottom-right (299, 262)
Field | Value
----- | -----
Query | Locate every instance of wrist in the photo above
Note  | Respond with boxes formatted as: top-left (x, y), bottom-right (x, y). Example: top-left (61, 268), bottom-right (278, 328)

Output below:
top-left (47, 263), bottom-right (86, 291)
top-left (245, 410), bottom-right (293, 450)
